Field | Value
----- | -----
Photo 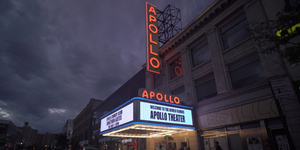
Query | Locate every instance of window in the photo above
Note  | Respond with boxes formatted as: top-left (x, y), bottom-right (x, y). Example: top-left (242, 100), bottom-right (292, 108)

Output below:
top-left (241, 122), bottom-right (261, 129)
top-left (170, 56), bottom-right (183, 80)
top-left (228, 53), bottom-right (265, 90)
top-left (171, 86), bottom-right (186, 105)
top-left (191, 39), bottom-right (210, 67)
top-left (195, 73), bottom-right (217, 102)
top-left (221, 13), bottom-right (250, 50)
top-left (93, 112), bottom-right (99, 125)
top-left (154, 73), bottom-right (163, 89)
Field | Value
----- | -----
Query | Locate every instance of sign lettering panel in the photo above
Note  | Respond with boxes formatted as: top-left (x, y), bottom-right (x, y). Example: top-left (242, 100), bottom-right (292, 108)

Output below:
top-left (140, 101), bottom-right (193, 126)
top-left (146, 2), bottom-right (160, 74)
top-left (270, 77), bottom-right (296, 99)
top-left (100, 103), bottom-right (133, 132)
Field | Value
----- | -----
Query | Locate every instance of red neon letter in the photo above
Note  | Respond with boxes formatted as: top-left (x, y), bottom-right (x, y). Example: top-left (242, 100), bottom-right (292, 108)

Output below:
top-left (149, 6), bottom-right (156, 15)
top-left (150, 45), bottom-right (158, 56)
top-left (150, 57), bottom-right (160, 68)
top-left (169, 95), bottom-right (174, 103)
top-left (156, 93), bottom-right (163, 101)
top-left (174, 96), bottom-right (180, 104)
top-left (164, 94), bottom-right (169, 103)
top-left (174, 66), bottom-right (183, 76)
top-left (149, 24), bottom-right (158, 34)
top-left (149, 34), bottom-right (157, 44)
top-left (134, 139), bottom-right (137, 150)
top-left (141, 90), bottom-right (149, 98)
top-left (149, 15), bottom-right (156, 22)
top-left (149, 91), bottom-right (155, 99)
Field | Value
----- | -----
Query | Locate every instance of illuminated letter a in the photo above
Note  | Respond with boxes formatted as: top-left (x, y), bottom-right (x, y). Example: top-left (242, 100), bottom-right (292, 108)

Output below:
top-left (141, 90), bottom-right (149, 98)
top-left (149, 6), bottom-right (156, 15)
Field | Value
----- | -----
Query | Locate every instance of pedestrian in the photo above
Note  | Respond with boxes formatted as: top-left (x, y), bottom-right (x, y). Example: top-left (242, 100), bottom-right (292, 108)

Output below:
top-left (159, 145), bottom-right (163, 150)
top-left (179, 144), bottom-right (184, 150)
top-left (215, 141), bottom-right (222, 150)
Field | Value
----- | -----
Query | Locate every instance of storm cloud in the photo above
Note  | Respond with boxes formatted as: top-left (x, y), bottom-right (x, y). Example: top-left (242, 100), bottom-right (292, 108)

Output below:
top-left (0, 0), bottom-right (214, 133)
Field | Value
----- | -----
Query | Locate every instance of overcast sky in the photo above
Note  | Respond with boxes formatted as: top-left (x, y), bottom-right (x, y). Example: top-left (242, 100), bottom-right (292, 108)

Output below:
top-left (0, 0), bottom-right (214, 134)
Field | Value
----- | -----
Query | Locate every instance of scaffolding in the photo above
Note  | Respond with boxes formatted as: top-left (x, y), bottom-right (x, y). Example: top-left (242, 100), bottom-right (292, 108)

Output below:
top-left (157, 5), bottom-right (182, 47)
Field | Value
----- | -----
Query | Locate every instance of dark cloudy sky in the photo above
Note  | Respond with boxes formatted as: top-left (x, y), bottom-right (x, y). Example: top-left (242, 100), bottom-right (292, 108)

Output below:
top-left (0, 0), bottom-right (214, 134)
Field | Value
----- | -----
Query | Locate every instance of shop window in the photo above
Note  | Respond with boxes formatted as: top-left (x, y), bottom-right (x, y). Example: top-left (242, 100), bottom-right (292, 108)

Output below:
top-left (203, 128), bottom-right (225, 134)
top-left (191, 39), bottom-right (210, 67)
top-left (171, 86), bottom-right (186, 105)
top-left (220, 13), bottom-right (250, 50)
top-left (170, 56), bottom-right (183, 80)
top-left (195, 73), bottom-right (217, 102)
top-left (226, 126), bottom-right (240, 131)
top-left (241, 122), bottom-right (261, 130)
top-left (271, 128), bottom-right (293, 150)
top-left (228, 134), bottom-right (243, 150)
top-left (228, 53), bottom-right (265, 90)
top-left (203, 134), bottom-right (228, 150)
top-left (154, 72), bottom-right (163, 89)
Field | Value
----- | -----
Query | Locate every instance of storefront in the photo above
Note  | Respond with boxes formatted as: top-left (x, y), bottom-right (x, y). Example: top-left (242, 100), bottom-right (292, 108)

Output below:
top-left (197, 98), bottom-right (291, 150)
top-left (99, 95), bottom-right (198, 150)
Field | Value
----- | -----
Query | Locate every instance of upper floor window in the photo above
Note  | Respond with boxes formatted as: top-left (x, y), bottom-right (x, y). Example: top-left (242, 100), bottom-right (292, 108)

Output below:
top-left (170, 56), bottom-right (183, 80)
top-left (191, 39), bottom-right (210, 67)
top-left (221, 13), bottom-right (250, 50)
top-left (171, 86), bottom-right (186, 105)
top-left (195, 73), bottom-right (217, 102)
top-left (93, 112), bottom-right (99, 125)
top-left (228, 53), bottom-right (265, 90)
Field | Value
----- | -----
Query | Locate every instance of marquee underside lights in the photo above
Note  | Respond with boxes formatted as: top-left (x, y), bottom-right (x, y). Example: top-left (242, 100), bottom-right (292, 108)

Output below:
top-left (146, 2), bottom-right (160, 74)
top-left (102, 124), bottom-right (194, 138)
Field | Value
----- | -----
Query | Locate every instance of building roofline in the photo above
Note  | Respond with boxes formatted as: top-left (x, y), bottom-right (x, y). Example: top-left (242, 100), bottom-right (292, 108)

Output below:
top-left (160, 0), bottom-right (236, 55)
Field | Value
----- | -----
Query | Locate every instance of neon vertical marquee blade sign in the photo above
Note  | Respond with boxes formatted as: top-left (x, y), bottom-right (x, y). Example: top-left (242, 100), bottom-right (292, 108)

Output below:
top-left (146, 2), bottom-right (160, 74)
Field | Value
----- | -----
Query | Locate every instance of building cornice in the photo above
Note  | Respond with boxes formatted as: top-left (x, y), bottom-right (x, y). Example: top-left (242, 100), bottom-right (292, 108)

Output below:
top-left (160, 0), bottom-right (236, 56)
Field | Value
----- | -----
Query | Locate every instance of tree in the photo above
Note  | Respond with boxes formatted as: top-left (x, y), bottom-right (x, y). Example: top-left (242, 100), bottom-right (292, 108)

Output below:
top-left (250, 1), bottom-right (300, 64)
top-left (70, 138), bottom-right (80, 150)
top-left (250, 1), bottom-right (300, 100)
top-left (54, 133), bottom-right (69, 149)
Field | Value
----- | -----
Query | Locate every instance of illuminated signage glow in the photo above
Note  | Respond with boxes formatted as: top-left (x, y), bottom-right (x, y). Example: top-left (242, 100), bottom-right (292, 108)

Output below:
top-left (121, 138), bottom-right (132, 143)
top-left (146, 2), bottom-right (160, 74)
top-left (100, 103), bottom-right (133, 132)
top-left (140, 101), bottom-right (193, 126)
top-left (276, 23), bottom-right (300, 39)
top-left (138, 89), bottom-right (181, 104)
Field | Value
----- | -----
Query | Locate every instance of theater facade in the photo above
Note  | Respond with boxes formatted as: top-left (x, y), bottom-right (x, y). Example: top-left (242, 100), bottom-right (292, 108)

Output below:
top-left (92, 0), bottom-right (300, 150)
top-left (143, 0), bottom-right (300, 150)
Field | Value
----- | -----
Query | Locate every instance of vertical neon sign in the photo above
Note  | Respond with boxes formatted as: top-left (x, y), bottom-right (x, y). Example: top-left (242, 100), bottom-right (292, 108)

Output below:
top-left (146, 2), bottom-right (160, 74)
top-left (134, 130), bottom-right (137, 150)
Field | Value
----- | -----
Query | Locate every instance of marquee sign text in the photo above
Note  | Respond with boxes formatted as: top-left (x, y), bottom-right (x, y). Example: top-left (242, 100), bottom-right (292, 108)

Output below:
top-left (100, 103), bottom-right (133, 132)
top-left (140, 101), bottom-right (193, 126)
